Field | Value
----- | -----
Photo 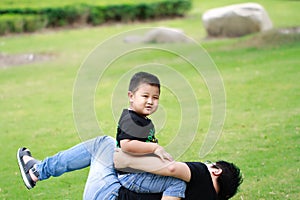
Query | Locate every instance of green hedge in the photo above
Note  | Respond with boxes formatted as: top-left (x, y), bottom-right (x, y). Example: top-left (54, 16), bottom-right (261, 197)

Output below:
top-left (0, 0), bottom-right (192, 35)
top-left (0, 14), bottom-right (47, 35)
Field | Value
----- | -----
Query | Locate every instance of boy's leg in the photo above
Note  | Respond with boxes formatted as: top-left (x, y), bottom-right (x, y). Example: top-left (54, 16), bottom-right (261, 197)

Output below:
top-left (17, 139), bottom-right (93, 188)
top-left (37, 135), bottom-right (121, 199)
top-left (118, 173), bottom-right (186, 198)
top-left (83, 136), bottom-right (121, 200)
top-left (36, 140), bottom-right (91, 180)
top-left (18, 136), bottom-right (121, 199)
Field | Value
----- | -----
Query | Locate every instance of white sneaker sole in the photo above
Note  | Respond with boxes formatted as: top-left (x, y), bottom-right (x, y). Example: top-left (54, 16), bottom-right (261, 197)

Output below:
top-left (17, 148), bottom-right (33, 189)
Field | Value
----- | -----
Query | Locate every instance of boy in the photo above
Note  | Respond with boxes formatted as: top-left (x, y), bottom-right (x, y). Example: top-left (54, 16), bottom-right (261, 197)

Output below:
top-left (116, 72), bottom-right (186, 200)
top-left (17, 72), bottom-right (186, 200)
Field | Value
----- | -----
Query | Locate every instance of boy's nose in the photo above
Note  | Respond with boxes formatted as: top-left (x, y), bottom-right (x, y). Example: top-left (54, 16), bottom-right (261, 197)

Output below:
top-left (147, 98), bottom-right (153, 104)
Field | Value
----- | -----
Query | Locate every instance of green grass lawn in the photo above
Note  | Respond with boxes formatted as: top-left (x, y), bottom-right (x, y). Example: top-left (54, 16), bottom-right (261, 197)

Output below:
top-left (0, 0), bottom-right (299, 199)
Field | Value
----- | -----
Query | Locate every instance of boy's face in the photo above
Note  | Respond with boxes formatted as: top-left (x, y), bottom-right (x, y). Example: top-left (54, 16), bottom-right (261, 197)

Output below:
top-left (128, 83), bottom-right (160, 116)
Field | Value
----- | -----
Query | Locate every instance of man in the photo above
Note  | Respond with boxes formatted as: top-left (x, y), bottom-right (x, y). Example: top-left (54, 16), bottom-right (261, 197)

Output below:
top-left (18, 136), bottom-right (242, 200)
top-left (114, 150), bottom-right (243, 200)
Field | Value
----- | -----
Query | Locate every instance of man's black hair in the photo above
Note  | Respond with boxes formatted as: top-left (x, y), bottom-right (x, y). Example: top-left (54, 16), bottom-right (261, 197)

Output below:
top-left (215, 160), bottom-right (243, 200)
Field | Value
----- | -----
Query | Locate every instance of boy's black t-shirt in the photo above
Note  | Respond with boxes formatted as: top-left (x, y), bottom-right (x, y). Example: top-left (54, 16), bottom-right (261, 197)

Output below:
top-left (117, 162), bottom-right (217, 200)
top-left (116, 109), bottom-right (157, 147)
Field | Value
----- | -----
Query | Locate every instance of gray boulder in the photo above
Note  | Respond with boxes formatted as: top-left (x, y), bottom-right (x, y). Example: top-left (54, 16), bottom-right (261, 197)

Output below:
top-left (124, 27), bottom-right (189, 43)
top-left (202, 3), bottom-right (273, 37)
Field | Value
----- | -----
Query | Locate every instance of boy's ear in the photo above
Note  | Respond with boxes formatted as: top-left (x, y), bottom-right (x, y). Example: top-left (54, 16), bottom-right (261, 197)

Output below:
top-left (128, 91), bottom-right (134, 102)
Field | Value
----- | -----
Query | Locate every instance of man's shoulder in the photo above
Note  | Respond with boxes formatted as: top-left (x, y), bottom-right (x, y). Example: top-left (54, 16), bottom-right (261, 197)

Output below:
top-left (185, 162), bottom-right (206, 171)
top-left (184, 162), bottom-right (217, 199)
top-left (184, 162), bottom-right (208, 182)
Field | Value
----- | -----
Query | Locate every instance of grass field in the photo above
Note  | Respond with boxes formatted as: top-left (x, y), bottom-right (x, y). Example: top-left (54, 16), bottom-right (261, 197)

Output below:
top-left (0, 0), bottom-right (299, 199)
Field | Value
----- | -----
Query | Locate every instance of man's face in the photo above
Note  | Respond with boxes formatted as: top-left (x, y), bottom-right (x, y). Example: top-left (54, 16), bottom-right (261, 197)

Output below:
top-left (128, 83), bottom-right (160, 117)
top-left (205, 161), bottom-right (222, 193)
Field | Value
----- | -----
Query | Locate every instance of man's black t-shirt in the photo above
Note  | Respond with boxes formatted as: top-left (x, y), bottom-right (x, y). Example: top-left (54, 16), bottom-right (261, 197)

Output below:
top-left (184, 162), bottom-right (217, 199)
top-left (117, 162), bottom-right (217, 200)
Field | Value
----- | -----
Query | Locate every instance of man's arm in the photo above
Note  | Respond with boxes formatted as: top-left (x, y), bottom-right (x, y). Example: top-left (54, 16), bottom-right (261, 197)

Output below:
top-left (114, 148), bottom-right (191, 182)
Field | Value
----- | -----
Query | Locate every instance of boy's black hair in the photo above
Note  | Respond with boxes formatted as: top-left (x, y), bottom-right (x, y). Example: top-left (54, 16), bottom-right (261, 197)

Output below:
top-left (129, 72), bottom-right (160, 93)
top-left (215, 160), bottom-right (243, 200)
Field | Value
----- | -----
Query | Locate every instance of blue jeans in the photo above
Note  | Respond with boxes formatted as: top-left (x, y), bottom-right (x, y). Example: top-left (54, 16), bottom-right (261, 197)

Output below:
top-left (118, 172), bottom-right (186, 198)
top-left (36, 136), bottom-right (120, 200)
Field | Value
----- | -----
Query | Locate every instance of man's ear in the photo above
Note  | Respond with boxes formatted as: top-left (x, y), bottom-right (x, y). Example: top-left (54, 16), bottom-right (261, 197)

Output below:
top-left (212, 168), bottom-right (222, 177)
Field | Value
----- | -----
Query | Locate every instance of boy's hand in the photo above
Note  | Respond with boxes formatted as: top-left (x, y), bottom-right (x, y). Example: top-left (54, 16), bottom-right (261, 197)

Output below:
top-left (154, 146), bottom-right (173, 162)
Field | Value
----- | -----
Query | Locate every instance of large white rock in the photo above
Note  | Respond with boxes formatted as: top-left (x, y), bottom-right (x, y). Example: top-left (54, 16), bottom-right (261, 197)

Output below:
top-left (124, 27), bottom-right (189, 43)
top-left (202, 3), bottom-right (273, 37)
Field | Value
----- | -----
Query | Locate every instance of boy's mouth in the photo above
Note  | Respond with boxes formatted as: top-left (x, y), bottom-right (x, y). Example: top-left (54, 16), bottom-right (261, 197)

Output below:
top-left (145, 106), bottom-right (152, 110)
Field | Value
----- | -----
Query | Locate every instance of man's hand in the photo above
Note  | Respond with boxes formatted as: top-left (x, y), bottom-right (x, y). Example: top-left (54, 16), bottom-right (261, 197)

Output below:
top-left (154, 145), bottom-right (173, 162)
top-left (114, 148), bottom-right (129, 169)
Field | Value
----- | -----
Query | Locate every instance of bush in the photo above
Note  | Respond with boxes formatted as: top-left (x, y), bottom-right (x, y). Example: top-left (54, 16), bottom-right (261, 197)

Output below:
top-left (9, 16), bottom-right (24, 33)
top-left (117, 5), bottom-right (137, 22)
top-left (88, 6), bottom-right (105, 25)
top-left (0, 18), bottom-right (9, 35)
top-left (23, 15), bottom-right (47, 32)
top-left (42, 7), bottom-right (68, 27)
top-left (0, 0), bottom-right (192, 34)
top-left (0, 14), bottom-right (24, 34)
top-left (174, 0), bottom-right (192, 16)
top-left (0, 14), bottom-right (47, 35)
top-left (61, 4), bottom-right (90, 25)
top-left (135, 3), bottom-right (155, 20)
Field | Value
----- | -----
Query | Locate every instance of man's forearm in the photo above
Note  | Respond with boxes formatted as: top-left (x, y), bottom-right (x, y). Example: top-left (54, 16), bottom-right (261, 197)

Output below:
top-left (114, 149), bottom-right (191, 182)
